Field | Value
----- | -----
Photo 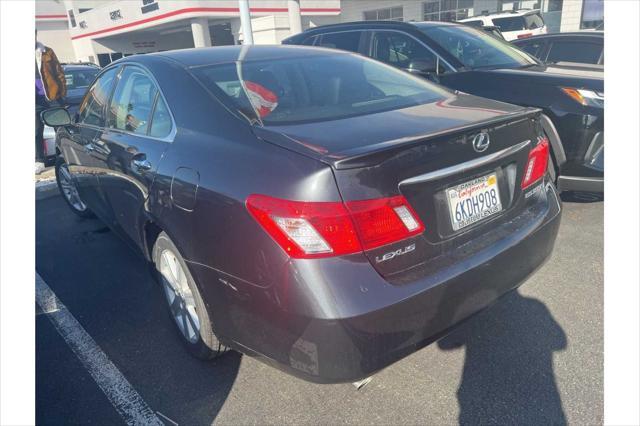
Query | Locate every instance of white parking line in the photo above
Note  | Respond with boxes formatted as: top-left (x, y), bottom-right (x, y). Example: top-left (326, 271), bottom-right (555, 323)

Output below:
top-left (35, 273), bottom-right (164, 426)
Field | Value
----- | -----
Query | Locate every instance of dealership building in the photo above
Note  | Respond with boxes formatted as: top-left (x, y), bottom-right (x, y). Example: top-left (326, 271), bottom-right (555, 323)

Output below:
top-left (36, 0), bottom-right (603, 65)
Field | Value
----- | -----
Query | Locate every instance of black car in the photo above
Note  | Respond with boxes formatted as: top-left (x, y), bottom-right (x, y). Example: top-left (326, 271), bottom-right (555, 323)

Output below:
top-left (284, 21), bottom-right (604, 193)
top-left (512, 31), bottom-right (604, 66)
top-left (42, 46), bottom-right (561, 384)
top-left (61, 63), bottom-right (100, 114)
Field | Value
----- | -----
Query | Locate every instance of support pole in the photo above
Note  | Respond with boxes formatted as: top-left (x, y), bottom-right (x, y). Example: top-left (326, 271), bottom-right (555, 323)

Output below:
top-left (191, 18), bottom-right (212, 48)
top-left (238, 0), bottom-right (254, 45)
top-left (287, 0), bottom-right (302, 35)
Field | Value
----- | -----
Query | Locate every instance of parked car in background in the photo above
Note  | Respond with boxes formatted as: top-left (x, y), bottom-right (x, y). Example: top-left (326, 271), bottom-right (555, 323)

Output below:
top-left (481, 25), bottom-right (505, 40)
top-left (512, 32), bottom-right (604, 66)
top-left (42, 45), bottom-right (561, 384)
top-left (41, 124), bottom-right (57, 166)
top-left (284, 21), bottom-right (604, 193)
top-left (61, 63), bottom-right (100, 115)
top-left (458, 9), bottom-right (547, 41)
top-left (37, 63), bottom-right (100, 166)
top-left (462, 22), bottom-right (505, 40)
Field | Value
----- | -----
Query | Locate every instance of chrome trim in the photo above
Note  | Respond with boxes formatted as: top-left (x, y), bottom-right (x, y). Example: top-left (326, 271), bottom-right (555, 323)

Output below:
top-left (400, 139), bottom-right (531, 186)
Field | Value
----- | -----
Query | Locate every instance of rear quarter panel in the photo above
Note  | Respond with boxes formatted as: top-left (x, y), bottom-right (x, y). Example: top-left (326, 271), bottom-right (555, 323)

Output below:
top-left (139, 56), bottom-right (347, 340)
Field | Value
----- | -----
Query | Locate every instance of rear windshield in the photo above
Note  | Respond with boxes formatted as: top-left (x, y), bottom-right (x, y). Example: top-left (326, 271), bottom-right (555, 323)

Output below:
top-left (493, 13), bottom-right (544, 32)
top-left (421, 25), bottom-right (537, 69)
top-left (463, 20), bottom-right (484, 27)
top-left (64, 69), bottom-right (99, 90)
top-left (191, 54), bottom-right (448, 125)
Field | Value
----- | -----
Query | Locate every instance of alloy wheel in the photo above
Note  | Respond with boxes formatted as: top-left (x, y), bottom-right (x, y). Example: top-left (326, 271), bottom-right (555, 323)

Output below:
top-left (158, 249), bottom-right (201, 343)
top-left (58, 164), bottom-right (87, 212)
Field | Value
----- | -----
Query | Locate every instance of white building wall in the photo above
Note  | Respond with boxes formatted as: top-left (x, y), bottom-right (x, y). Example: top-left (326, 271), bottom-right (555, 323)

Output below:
top-left (340, 0), bottom-right (503, 23)
top-left (237, 14), bottom-right (339, 43)
top-left (243, 16), bottom-right (291, 44)
top-left (559, 0), bottom-right (584, 32)
top-left (473, 0), bottom-right (500, 15)
top-left (340, 0), bottom-right (423, 22)
top-left (36, 21), bottom-right (76, 62)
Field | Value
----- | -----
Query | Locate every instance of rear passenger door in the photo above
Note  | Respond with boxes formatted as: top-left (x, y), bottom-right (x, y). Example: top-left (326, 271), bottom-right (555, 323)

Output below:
top-left (97, 65), bottom-right (174, 250)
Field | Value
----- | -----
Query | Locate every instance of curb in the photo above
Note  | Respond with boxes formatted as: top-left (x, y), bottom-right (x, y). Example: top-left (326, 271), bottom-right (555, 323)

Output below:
top-left (36, 180), bottom-right (59, 201)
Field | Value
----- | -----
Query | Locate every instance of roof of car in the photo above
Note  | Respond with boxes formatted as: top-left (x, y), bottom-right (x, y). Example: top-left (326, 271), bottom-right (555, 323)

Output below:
top-left (512, 31), bottom-right (604, 43)
top-left (143, 44), bottom-right (352, 68)
top-left (292, 19), bottom-right (454, 33)
top-left (459, 9), bottom-right (540, 21)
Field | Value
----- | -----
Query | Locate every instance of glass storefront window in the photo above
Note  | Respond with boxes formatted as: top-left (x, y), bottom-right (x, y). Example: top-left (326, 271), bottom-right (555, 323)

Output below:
top-left (364, 6), bottom-right (404, 21)
top-left (423, 0), bottom-right (474, 22)
top-left (580, 0), bottom-right (604, 29)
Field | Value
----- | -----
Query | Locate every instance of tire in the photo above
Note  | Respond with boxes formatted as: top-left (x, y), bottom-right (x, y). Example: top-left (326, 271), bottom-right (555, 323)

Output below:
top-left (152, 232), bottom-right (228, 360)
top-left (55, 156), bottom-right (94, 218)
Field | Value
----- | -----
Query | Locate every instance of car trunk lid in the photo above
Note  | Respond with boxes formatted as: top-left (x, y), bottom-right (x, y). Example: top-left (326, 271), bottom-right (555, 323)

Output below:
top-left (254, 94), bottom-right (544, 277)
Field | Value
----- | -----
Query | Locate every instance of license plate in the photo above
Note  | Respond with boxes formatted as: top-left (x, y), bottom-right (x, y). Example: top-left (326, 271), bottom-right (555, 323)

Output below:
top-left (447, 173), bottom-right (502, 231)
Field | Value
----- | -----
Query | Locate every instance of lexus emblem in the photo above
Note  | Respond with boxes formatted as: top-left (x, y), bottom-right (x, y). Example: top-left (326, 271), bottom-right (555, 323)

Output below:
top-left (471, 132), bottom-right (490, 153)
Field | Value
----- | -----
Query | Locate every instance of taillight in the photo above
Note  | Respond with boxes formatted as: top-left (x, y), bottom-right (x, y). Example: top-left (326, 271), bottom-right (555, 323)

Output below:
top-left (345, 196), bottom-right (424, 251)
top-left (517, 33), bottom-right (533, 39)
top-left (246, 194), bottom-right (424, 259)
top-left (521, 137), bottom-right (550, 189)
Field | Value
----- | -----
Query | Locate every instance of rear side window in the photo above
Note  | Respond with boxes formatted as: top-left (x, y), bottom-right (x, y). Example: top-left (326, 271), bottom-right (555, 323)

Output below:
top-left (524, 13), bottom-right (544, 29)
top-left (149, 97), bottom-right (172, 138)
top-left (492, 16), bottom-right (526, 32)
top-left (546, 40), bottom-right (602, 64)
top-left (77, 67), bottom-right (118, 127)
top-left (464, 20), bottom-right (484, 27)
top-left (517, 40), bottom-right (545, 59)
top-left (371, 31), bottom-right (439, 70)
top-left (301, 35), bottom-right (318, 46)
top-left (108, 67), bottom-right (158, 135)
top-left (317, 31), bottom-right (362, 53)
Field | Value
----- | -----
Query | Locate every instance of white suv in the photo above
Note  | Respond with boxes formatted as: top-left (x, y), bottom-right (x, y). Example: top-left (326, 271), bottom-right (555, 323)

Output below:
top-left (458, 10), bottom-right (547, 41)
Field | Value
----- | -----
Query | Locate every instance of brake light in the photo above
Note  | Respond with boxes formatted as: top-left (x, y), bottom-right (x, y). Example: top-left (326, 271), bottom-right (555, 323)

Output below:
top-left (246, 194), bottom-right (424, 258)
top-left (521, 137), bottom-right (550, 189)
top-left (517, 33), bottom-right (533, 39)
top-left (345, 196), bottom-right (424, 250)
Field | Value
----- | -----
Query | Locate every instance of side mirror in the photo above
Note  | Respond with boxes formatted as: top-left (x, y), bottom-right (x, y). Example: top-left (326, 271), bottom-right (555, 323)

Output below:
top-left (406, 58), bottom-right (438, 76)
top-left (41, 107), bottom-right (72, 127)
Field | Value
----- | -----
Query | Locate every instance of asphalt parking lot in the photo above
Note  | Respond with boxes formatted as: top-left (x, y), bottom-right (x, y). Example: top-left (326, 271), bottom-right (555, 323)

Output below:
top-left (36, 187), bottom-right (603, 425)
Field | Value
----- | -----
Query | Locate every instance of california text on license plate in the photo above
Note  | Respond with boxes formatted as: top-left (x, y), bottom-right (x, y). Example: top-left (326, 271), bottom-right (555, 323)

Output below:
top-left (447, 173), bottom-right (502, 231)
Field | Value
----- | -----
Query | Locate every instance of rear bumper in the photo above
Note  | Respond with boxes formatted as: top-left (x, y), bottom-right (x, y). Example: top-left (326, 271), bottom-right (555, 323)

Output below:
top-left (192, 182), bottom-right (562, 383)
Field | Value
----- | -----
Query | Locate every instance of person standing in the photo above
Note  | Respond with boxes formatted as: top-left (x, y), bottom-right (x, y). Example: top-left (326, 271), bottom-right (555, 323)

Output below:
top-left (35, 30), bottom-right (66, 171)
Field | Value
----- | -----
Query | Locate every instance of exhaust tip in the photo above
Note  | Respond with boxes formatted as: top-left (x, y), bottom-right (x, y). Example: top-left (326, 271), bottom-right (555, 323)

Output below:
top-left (352, 376), bottom-right (373, 390)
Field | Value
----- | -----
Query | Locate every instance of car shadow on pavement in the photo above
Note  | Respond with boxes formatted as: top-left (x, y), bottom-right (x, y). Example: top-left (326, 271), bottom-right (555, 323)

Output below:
top-left (36, 195), bottom-right (241, 425)
top-left (438, 290), bottom-right (567, 425)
